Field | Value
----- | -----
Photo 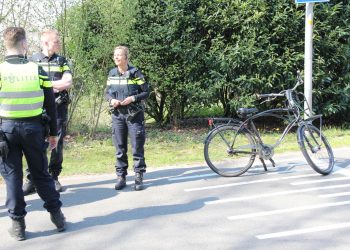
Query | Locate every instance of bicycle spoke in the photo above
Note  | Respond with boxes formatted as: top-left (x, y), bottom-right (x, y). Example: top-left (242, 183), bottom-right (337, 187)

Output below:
top-left (204, 125), bottom-right (256, 177)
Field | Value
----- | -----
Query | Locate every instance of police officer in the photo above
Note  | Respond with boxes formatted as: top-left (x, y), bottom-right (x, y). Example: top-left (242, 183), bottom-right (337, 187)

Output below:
top-left (105, 46), bottom-right (149, 191)
top-left (23, 29), bottom-right (73, 194)
top-left (0, 27), bottom-right (66, 241)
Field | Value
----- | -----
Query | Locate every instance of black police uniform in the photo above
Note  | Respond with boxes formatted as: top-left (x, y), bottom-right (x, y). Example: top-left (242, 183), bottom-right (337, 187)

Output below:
top-left (105, 65), bottom-right (149, 177)
top-left (28, 52), bottom-right (71, 179)
top-left (0, 55), bottom-right (61, 219)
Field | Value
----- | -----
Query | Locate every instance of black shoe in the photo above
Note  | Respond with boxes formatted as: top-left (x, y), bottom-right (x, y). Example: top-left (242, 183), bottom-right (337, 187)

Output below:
top-left (115, 176), bottom-right (126, 190)
top-left (54, 179), bottom-right (63, 192)
top-left (8, 217), bottom-right (26, 241)
top-left (50, 209), bottom-right (66, 232)
top-left (23, 179), bottom-right (36, 196)
top-left (134, 173), bottom-right (144, 191)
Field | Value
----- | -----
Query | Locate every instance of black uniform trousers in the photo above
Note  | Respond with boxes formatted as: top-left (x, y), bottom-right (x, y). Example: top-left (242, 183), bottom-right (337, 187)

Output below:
top-left (112, 110), bottom-right (146, 176)
top-left (25, 104), bottom-right (67, 180)
top-left (0, 118), bottom-right (61, 219)
top-left (48, 104), bottom-right (68, 177)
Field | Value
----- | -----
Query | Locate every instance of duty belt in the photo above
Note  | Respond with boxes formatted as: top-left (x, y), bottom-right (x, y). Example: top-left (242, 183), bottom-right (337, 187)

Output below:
top-left (0, 115), bottom-right (42, 123)
top-left (114, 106), bottom-right (129, 115)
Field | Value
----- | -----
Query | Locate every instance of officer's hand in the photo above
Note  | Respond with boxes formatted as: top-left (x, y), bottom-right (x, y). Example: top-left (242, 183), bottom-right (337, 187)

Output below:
top-left (120, 96), bottom-right (134, 106)
top-left (48, 136), bottom-right (58, 151)
top-left (110, 99), bottom-right (121, 108)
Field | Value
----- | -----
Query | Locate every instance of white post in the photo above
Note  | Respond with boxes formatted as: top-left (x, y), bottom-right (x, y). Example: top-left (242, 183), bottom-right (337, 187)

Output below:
top-left (304, 3), bottom-right (314, 117)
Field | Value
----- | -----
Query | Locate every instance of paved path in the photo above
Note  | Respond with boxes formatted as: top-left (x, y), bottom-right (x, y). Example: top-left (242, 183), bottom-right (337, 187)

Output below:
top-left (1, 147), bottom-right (350, 249)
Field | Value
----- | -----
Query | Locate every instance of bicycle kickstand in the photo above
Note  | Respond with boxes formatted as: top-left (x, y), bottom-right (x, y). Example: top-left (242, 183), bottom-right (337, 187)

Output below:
top-left (269, 158), bottom-right (276, 168)
top-left (259, 157), bottom-right (276, 171)
top-left (259, 158), bottom-right (268, 171)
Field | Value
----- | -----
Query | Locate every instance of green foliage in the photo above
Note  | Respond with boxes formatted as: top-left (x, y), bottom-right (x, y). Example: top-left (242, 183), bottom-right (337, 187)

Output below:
top-left (312, 1), bottom-right (350, 124)
top-left (60, 0), bottom-right (349, 132)
top-left (58, 0), bottom-right (137, 135)
top-left (129, 0), bottom-right (349, 126)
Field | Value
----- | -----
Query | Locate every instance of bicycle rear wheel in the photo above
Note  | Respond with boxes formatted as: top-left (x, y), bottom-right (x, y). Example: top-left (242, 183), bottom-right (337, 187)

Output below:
top-left (204, 125), bottom-right (256, 177)
top-left (297, 124), bottom-right (334, 175)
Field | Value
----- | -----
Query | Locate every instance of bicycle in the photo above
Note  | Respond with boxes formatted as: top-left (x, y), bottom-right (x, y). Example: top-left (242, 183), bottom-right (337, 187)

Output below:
top-left (204, 71), bottom-right (334, 177)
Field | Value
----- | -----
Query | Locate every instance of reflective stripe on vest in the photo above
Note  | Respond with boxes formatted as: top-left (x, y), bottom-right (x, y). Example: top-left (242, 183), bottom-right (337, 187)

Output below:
top-left (37, 64), bottom-right (63, 73)
top-left (0, 61), bottom-right (44, 118)
top-left (107, 76), bottom-right (128, 86)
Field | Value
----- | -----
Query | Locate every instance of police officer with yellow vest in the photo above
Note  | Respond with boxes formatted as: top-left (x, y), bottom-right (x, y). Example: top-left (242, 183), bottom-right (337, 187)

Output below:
top-left (23, 29), bottom-right (73, 194)
top-left (0, 27), bottom-right (66, 241)
top-left (105, 46), bottom-right (149, 191)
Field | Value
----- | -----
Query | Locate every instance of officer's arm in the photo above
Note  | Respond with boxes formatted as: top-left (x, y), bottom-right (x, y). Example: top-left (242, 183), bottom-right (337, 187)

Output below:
top-left (52, 72), bottom-right (73, 92)
top-left (39, 67), bottom-right (58, 136)
top-left (120, 70), bottom-right (149, 106)
top-left (43, 88), bottom-right (58, 136)
top-left (52, 57), bottom-right (73, 92)
top-left (105, 78), bottom-right (121, 108)
top-left (134, 70), bottom-right (149, 102)
top-left (105, 82), bottom-right (113, 103)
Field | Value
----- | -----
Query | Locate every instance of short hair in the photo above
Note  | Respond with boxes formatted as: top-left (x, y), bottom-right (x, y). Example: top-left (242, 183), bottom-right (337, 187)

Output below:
top-left (114, 46), bottom-right (130, 60)
top-left (40, 29), bottom-right (60, 43)
top-left (3, 27), bottom-right (26, 49)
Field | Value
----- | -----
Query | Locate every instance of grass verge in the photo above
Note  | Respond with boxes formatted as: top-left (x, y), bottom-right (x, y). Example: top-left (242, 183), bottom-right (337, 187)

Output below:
top-left (49, 126), bottom-right (350, 176)
top-left (0, 127), bottom-right (349, 183)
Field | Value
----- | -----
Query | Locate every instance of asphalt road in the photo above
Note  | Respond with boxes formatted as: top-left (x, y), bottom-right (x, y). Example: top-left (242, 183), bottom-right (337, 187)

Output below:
top-left (1, 147), bottom-right (350, 250)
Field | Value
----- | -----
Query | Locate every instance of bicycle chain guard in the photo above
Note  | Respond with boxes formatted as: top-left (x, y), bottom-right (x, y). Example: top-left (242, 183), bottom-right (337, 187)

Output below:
top-left (259, 144), bottom-right (274, 160)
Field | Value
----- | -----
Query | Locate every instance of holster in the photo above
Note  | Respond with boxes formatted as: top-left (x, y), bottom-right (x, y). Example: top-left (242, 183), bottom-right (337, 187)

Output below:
top-left (126, 103), bottom-right (143, 122)
top-left (41, 113), bottom-right (51, 137)
top-left (0, 129), bottom-right (9, 159)
top-left (109, 103), bottom-right (143, 122)
top-left (55, 91), bottom-right (71, 106)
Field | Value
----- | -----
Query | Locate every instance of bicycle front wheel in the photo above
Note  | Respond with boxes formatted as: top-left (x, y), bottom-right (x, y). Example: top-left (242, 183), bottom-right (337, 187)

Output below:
top-left (204, 125), bottom-right (256, 177)
top-left (297, 124), bottom-right (334, 175)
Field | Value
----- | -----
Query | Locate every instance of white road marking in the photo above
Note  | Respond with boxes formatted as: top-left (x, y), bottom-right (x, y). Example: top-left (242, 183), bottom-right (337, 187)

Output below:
top-left (205, 183), bottom-right (350, 204)
top-left (168, 173), bottom-right (217, 181)
top-left (184, 174), bottom-right (320, 192)
top-left (281, 173), bottom-right (320, 179)
top-left (291, 177), bottom-right (350, 185)
top-left (266, 169), bottom-right (312, 175)
top-left (185, 178), bottom-right (279, 191)
top-left (256, 221), bottom-right (350, 239)
top-left (319, 191), bottom-right (350, 198)
top-left (227, 200), bottom-right (350, 220)
top-left (171, 160), bottom-right (310, 181)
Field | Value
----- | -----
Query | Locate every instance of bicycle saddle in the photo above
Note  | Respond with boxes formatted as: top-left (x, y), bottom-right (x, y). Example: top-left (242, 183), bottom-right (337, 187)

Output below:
top-left (237, 108), bottom-right (258, 115)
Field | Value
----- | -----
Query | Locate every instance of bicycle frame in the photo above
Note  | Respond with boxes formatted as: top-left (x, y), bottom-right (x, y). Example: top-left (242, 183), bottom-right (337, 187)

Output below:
top-left (237, 108), bottom-right (300, 150)
top-left (204, 71), bottom-right (333, 177)
top-left (205, 117), bottom-right (242, 143)
top-left (232, 89), bottom-right (324, 158)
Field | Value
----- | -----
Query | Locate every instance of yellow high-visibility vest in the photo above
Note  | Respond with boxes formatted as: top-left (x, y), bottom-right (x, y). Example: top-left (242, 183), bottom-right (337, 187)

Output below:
top-left (0, 61), bottom-right (44, 118)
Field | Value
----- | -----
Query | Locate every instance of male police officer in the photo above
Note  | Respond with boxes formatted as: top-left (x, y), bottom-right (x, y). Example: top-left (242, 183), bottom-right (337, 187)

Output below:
top-left (23, 29), bottom-right (73, 194)
top-left (0, 27), bottom-right (66, 241)
top-left (105, 46), bottom-right (149, 191)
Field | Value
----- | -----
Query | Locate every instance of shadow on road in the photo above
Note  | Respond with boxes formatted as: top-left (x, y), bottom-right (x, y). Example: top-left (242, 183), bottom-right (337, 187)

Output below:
top-left (334, 157), bottom-right (350, 169)
top-left (65, 196), bottom-right (216, 233)
top-left (1, 154), bottom-right (349, 231)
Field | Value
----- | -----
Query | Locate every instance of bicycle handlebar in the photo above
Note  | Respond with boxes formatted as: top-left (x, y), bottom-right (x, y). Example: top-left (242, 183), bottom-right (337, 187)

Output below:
top-left (257, 70), bottom-right (304, 101)
top-left (256, 93), bottom-right (284, 99)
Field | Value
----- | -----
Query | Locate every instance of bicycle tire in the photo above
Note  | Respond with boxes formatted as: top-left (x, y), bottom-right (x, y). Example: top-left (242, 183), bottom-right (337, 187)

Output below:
top-left (297, 124), bottom-right (334, 175)
top-left (204, 125), bottom-right (256, 177)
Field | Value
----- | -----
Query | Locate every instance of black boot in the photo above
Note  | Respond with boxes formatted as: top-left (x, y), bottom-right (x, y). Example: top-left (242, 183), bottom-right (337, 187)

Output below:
top-left (50, 209), bottom-right (66, 232)
top-left (8, 217), bottom-right (26, 241)
top-left (115, 176), bottom-right (126, 190)
top-left (134, 173), bottom-right (144, 191)
top-left (23, 179), bottom-right (36, 196)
